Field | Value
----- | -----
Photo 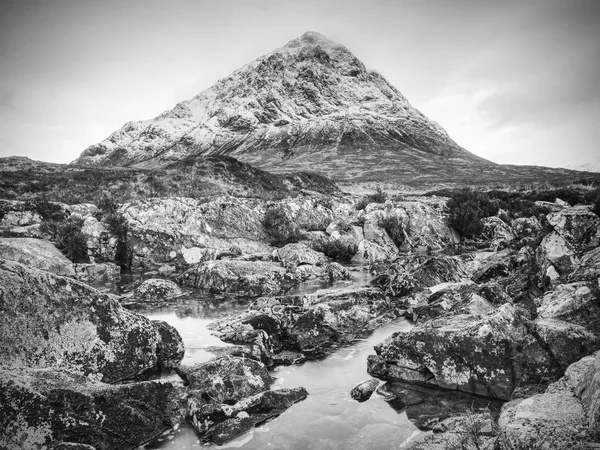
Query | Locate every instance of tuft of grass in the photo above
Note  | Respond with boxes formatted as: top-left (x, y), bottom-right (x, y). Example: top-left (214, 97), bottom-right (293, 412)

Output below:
top-left (356, 185), bottom-right (388, 210)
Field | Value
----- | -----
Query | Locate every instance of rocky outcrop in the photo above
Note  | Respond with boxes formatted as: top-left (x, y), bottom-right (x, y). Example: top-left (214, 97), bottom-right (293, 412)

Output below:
top-left (180, 259), bottom-right (300, 297)
top-left (499, 354), bottom-right (599, 449)
top-left (0, 368), bottom-right (180, 450)
top-left (0, 237), bottom-right (75, 277)
top-left (181, 356), bottom-right (307, 444)
top-left (0, 259), bottom-right (184, 382)
top-left (547, 205), bottom-right (600, 254)
top-left (210, 286), bottom-right (403, 362)
top-left (133, 278), bottom-right (183, 301)
top-left (368, 304), bottom-right (566, 400)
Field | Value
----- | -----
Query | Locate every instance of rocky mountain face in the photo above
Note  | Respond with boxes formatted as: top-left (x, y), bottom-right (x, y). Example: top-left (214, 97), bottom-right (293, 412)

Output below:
top-left (73, 32), bottom-right (497, 183)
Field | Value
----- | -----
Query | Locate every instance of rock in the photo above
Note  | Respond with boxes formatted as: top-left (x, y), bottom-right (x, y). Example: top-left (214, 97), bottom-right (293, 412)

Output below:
top-left (538, 282), bottom-right (600, 333)
top-left (350, 378), bottom-right (380, 402)
top-left (368, 304), bottom-right (558, 400)
top-left (547, 205), bottom-right (600, 254)
top-left (0, 259), bottom-right (184, 382)
top-left (152, 320), bottom-right (185, 369)
top-left (73, 262), bottom-right (121, 284)
top-left (536, 231), bottom-right (578, 280)
top-left (179, 259), bottom-right (300, 296)
top-left (352, 239), bottom-right (396, 264)
top-left (0, 237), bottom-right (75, 277)
top-left (67, 203), bottom-right (98, 219)
top-left (0, 368), bottom-right (179, 450)
top-left (181, 356), bottom-right (274, 404)
top-left (409, 284), bottom-right (493, 323)
top-left (569, 247), bottom-right (600, 283)
top-left (512, 216), bottom-right (543, 242)
top-left (481, 216), bottom-right (514, 249)
top-left (133, 278), bottom-right (183, 301)
top-left (363, 212), bottom-right (399, 252)
top-left (188, 386), bottom-right (308, 445)
top-left (322, 262), bottom-right (351, 281)
top-left (276, 242), bottom-right (329, 268)
top-left (81, 216), bottom-right (118, 263)
top-left (0, 206), bottom-right (42, 227)
top-left (576, 351), bottom-right (600, 431)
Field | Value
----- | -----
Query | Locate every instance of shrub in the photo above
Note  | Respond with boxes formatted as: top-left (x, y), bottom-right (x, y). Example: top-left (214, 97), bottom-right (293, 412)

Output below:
top-left (378, 215), bottom-right (405, 248)
top-left (446, 189), bottom-right (499, 238)
top-left (31, 198), bottom-right (66, 221)
top-left (593, 193), bottom-right (600, 218)
top-left (313, 239), bottom-right (358, 262)
top-left (40, 217), bottom-right (89, 263)
top-left (356, 185), bottom-right (388, 210)
top-left (262, 205), bottom-right (303, 245)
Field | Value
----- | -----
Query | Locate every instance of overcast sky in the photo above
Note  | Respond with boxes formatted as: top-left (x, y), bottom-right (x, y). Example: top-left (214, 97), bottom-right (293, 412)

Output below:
top-left (1, 0), bottom-right (599, 170)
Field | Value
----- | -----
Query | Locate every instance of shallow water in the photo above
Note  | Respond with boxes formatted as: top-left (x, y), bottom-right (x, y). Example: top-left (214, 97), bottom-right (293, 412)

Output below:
top-left (141, 296), bottom-right (421, 449)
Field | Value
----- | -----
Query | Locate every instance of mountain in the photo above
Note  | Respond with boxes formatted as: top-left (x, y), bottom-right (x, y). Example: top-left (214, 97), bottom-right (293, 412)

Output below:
top-left (73, 32), bottom-right (594, 186)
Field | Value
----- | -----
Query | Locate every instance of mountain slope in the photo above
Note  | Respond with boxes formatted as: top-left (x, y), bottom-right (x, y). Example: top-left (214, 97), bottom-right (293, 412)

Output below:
top-left (73, 32), bottom-right (594, 185)
top-left (73, 32), bottom-right (495, 181)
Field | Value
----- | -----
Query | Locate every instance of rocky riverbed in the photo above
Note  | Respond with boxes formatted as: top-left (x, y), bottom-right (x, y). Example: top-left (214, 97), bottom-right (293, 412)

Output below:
top-left (1, 188), bottom-right (600, 449)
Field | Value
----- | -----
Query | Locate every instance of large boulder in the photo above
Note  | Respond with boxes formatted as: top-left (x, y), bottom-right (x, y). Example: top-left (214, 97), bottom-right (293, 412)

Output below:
top-left (80, 216), bottom-right (118, 263)
top-left (0, 368), bottom-right (180, 450)
top-left (0, 259), bottom-right (184, 382)
top-left (538, 282), bottom-right (600, 333)
top-left (547, 205), bottom-right (600, 254)
top-left (536, 231), bottom-right (578, 283)
top-left (499, 354), bottom-right (597, 449)
top-left (276, 242), bottom-right (328, 268)
top-left (0, 237), bottom-right (75, 277)
top-left (569, 247), bottom-right (600, 283)
top-left (481, 216), bottom-right (514, 249)
top-left (367, 304), bottom-right (558, 400)
top-left (179, 259), bottom-right (300, 296)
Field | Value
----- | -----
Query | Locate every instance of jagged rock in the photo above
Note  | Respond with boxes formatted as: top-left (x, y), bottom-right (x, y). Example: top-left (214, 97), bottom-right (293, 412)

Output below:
top-left (536, 231), bottom-right (579, 281)
top-left (133, 278), bottom-right (183, 301)
top-left (547, 205), bottom-right (600, 254)
top-left (188, 386), bottom-right (308, 445)
top-left (0, 237), bottom-right (75, 276)
top-left (498, 354), bottom-right (597, 449)
top-left (512, 216), bottom-right (543, 243)
top-left (0, 368), bottom-right (179, 450)
top-left (152, 320), bottom-right (185, 369)
top-left (179, 259), bottom-right (300, 296)
top-left (576, 351), bottom-right (600, 431)
top-left (276, 242), bottom-right (328, 268)
top-left (363, 211), bottom-right (399, 252)
top-left (73, 262), bottom-right (121, 284)
top-left (81, 216), bottom-right (118, 263)
top-left (538, 282), bottom-right (600, 333)
top-left (211, 286), bottom-right (402, 361)
top-left (350, 378), bottom-right (380, 402)
top-left (569, 247), bottom-right (600, 283)
top-left (0, 259), bottom-right (183, 382)
top-left (481, 216), bottom-right (514, 249)
top-left (368, 304), bottom-right (559, 400)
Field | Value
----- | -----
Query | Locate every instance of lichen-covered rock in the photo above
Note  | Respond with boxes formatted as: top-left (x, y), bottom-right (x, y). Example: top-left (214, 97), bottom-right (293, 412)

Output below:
top-left (547, 205), bottom-right (600, 254)
top-left (0, 368), bottom-right (180, 450)
top-left (536, 231), bottom-right (579, 281)
top-left (498, 354), bottom-right (597, 449)
top-left (179, 259), bottom-right (300, 296)
top-left (512, 216), bottom-right (543, 242)
top-left (576, 351), bottom-right (600, 432)
top-left (569, 247), bottom-right (600, 283)
top-left (409, 284), bottom-right (493, 323)
top-left (211, 286), bottom-right (403, 361)
top-left (81, 216), bottom-right (118, 263)
top-left (188, 386), bottom-right (308, 445)
top-left (368, 304), bottom-right (558, 400)
top-left (0, 237), bottom-right (75, 277)
top-left (0, 259), bottom-right (183, 382)
top-left (538, 282), bottom-right (600, 333)
top-left (350, 378), bottom-right (380, 402)
top-left (152, 320), bottom-right (185, 369)
top-left (133, 278), bottom-right (183, 301)
top-left (481, 216), bottom-right (514, 249)
top-left (73, 262), bottom-right (121, 284)
top-left (276, 242), bottom-right (328, 268)
top-left (67, 203), bottom-right (98, 220)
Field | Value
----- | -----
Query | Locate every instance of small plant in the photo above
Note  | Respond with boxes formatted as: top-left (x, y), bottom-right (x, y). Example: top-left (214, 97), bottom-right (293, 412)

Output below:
top-left (40, 217), bottom-right (89, 263)
top-left (262, 205), bottom-right (303, 245)
top-left (378, 215), bottom-right (405, 248)
top-left (355, 186), bottom-right (388, 210)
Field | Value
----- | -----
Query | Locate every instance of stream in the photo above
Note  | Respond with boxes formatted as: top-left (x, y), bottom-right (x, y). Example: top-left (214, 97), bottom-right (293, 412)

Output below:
top-left (131, 268), bottom-right (424, 449)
